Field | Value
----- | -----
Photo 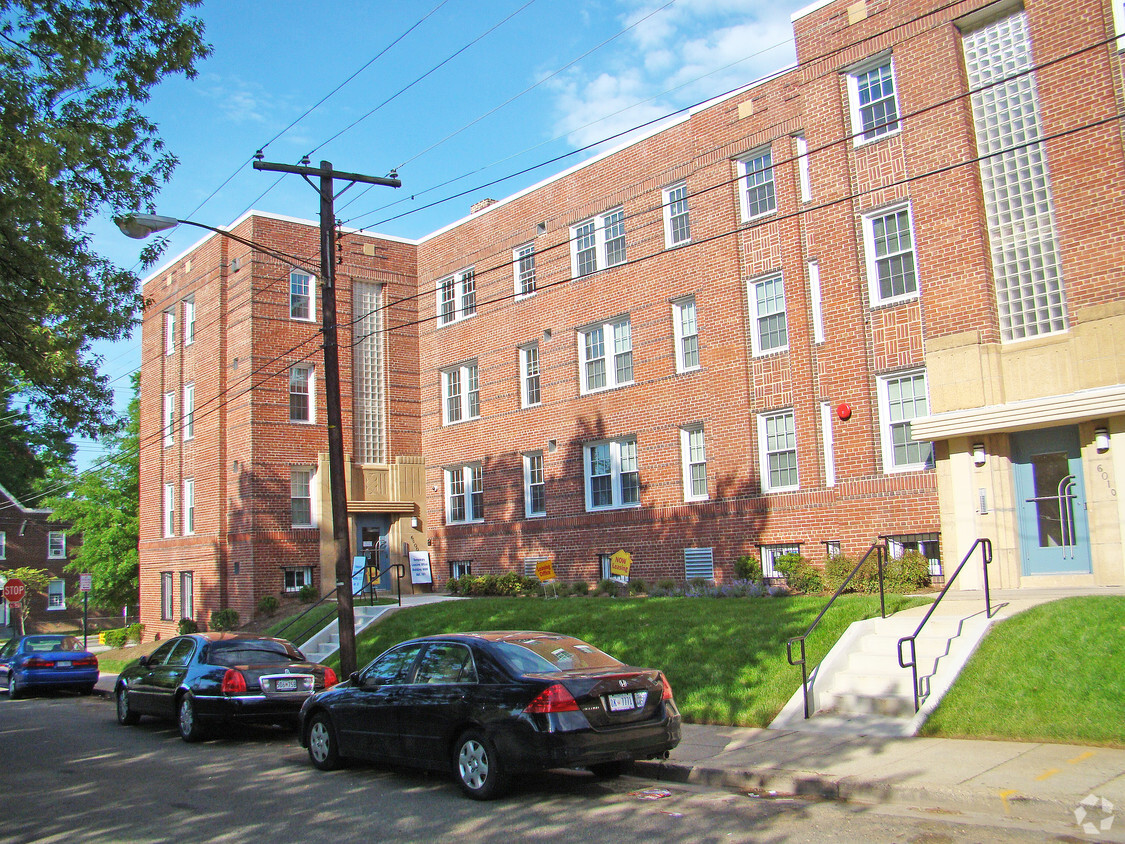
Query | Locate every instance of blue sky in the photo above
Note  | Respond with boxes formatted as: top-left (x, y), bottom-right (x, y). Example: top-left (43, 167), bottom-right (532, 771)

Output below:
top-left (77, 0), bottom-right (809, 468)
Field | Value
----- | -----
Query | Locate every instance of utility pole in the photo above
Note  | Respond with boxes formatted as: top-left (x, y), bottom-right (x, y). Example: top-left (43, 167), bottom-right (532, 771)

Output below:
top-left (253, 158), bottom-right (400, 678)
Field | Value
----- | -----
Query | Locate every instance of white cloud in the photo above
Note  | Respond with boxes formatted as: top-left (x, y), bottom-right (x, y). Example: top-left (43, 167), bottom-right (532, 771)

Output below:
top-left (199, 74), bottom-right (276, 125)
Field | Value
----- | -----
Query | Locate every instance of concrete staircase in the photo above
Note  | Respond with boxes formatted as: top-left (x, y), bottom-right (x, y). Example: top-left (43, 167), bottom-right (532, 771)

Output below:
top-left (770, 601), bottom-right (999, 737)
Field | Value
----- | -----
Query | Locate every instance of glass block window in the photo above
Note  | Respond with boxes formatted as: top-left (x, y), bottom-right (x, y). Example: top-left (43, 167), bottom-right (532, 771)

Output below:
top-left (353, 281), bottom-right (385, 463)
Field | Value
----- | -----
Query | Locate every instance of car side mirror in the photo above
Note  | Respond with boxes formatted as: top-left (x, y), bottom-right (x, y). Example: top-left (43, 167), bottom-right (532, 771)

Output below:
top-left (137, 655), bottom-right (150, 667)
top-left (349, 672), bottom-right (361, 685)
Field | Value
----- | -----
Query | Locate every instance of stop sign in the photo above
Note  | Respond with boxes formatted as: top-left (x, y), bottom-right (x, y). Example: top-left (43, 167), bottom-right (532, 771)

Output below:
top-left (3, 578), bottom-right (25, 604)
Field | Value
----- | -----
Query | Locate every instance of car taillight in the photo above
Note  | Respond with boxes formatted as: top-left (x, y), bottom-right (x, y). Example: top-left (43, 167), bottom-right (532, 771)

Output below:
top-left (221, 668), bottom-right (247, 694)
top-left (74, 656), bottom-right (99, 668)
top-left (524, 683), bottom-right (579, 714)
top-left (322, 667), bottom-right (337, 688)
top-left (25, 657), bottom-right (51, 668)
top-left (660, 673), bottom-right (674, 702)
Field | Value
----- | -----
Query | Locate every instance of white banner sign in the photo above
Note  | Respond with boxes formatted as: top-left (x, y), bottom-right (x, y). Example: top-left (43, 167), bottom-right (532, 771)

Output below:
top-left (408, 551), bottom-right (433, 585)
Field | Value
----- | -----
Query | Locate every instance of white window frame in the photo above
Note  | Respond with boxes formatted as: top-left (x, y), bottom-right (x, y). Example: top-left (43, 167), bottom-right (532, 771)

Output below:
top-left (442, 361), bottom-right (480, 424)
top-left (437, 268), bottom-right (476, 325)
top-left (289, 365), bottom-right (314, 423)
top-left (183, 479), bottom-right (195, 535)
top-left (445, 463), bottom-right (484, 524)
top-left (1115, 0), bottom-right (1125, 46)
top-left (795, 134), bottom-right (812, 202)
top-left (578, 317), bottom-right (633, 394)
top-left (283, 566), bottom-right (314, 593)
top-left (523, 451), bottom-right (546, 518)
top-left (877, 369), bottom-right (935, 473)
top-left (672, 296), bottom-right (700, 373)
top-left (290, 269), bottom-right (315, 322)
top-left (519, 344), bottom-right (541, 408)
top-left (47, 579), bottom-right (65, 610)
top-left (161, 571), bottom-right (174, 620)
top-left (663, 182), bottom-right (691, 248)
top-left (570, 208), bottom-right (626, 278)
top-left (0, 531), bottom-right (5, 560)
top-left (163, 483), bottom-right (175, 538)
top-left (182, 298), bottom-right (196, 345)
top-left (182, 382), bottom-right (195, 440)
top-left (163, 310), bottom-right (175, 356)
top-left (737, 146), bottom-right (777, 222)
top-left (808, 260), bottom-right (825, 344)
top-left (163, 392), bottom-right (175, 446)
top-left (761, 543), bottom-right (800, 579)
top-left (820, 401), bottom-right (837, 488)
top-left (680, 424), bottom-right (708, 502)
top-left (291, 467), bottom-right (315, 528)
top-left (583, 437), bottom-right (640, 512)
top-left (847, 54), bottom-right (901, 145)
top-left (748, 274), bottom-right (788, 356)
top-left (863, 203), bottom-right (919, 306)
top-left (47, 531), bottom-right (66, 559)
top-left (180, 571), bottom-right (193, 620)
top-left (513, 244), bottom-right (536, 297)
top-left (758, 409), bottom-right (799, 492)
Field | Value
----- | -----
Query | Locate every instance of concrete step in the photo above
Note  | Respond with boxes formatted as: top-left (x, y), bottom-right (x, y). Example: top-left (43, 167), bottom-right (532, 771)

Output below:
top-left (816, 690), bottom-right (916, 718)
top-left (822, 670), bottom-right (916, 700)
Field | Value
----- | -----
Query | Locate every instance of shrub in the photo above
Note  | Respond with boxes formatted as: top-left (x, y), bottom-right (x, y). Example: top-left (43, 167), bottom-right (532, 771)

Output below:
top-left (493, 572), bottom-right (524, 597)
top-left (445, 576), bottom-right (462, 594)
top-left (103, 628), bottom-right (128, 649)
top-left (177, 618), bottom-right (199, 635)
top-left (656, 578), bottom-right (676, 592)
top-left (628, 578), bottom-right (646, 595)
top-left (210, 608), bottom-right (240, 632)
top-left (257, 595), bottom-right (280, 616)
top-left (774, 553), bottom-right (822, 594)
top-left (570, 580), bottom-right (590, 596)
top-left (734, 554), bottom-right (763, 582)
top-left (126, 623), bottom-right (144, 643)
top-left (822, 553), bottom-right (859, 594)
top-left (520, 576), bottom-right (542, 595)
top-left (594, 578), bottom-right (621, 596)
top-left (886, 549), bottom-right (932, 593)
top-left (298, 584), bottom-right (319, 604)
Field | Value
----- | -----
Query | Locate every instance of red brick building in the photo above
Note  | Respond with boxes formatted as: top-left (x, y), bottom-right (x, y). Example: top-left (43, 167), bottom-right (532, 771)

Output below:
top-left (139, 0), bottom-right (1125, 635)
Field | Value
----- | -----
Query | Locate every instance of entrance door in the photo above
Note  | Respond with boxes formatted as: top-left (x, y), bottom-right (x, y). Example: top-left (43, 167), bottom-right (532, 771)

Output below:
top-left (1011, 426), bottom-right (1091, 575)
top-left (357, 520), bottom-right (392, 591)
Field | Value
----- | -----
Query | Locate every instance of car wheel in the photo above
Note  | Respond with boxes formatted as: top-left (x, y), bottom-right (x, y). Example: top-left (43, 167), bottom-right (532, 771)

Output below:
top-left (453, 730), bottom-right (508, 800)
top-left (116, 686), bottom-right (140, 725)
top-left (177, 694), bottom-right (206, 742)
top-left (589, 760), bottom-right (633, 779)
top-left (79, 684), bottom-right (96, 696)
top-left (307, 712), bottom-right (342, 771)
top-left (7, 673), bottom-right (21, 700)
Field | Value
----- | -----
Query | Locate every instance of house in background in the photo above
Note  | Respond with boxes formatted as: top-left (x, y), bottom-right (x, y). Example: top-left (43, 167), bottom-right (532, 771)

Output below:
top-left (136, 0), bottom-right (1125, 635)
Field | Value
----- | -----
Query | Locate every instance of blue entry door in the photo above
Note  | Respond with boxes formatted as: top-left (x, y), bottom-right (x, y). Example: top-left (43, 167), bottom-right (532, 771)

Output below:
top-left (1011, 426), bottom-right (1091, 575)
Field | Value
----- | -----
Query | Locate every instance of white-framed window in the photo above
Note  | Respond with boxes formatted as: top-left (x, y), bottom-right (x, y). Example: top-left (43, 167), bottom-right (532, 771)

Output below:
top-left (749, 274), bottom-right (788, 356)
top-left (863, 204), bottom-right (918, 305)
top-left (180, 571), bottom-right (193, 619)
top-left (182, 298), bottom-right (196, 345)
top-left (820, 401), bottom-right (836, 488)
top-left (437, 268), bottom-right (476, 325)
top-left (808, 260), bottom-right (825, 344)
top-left (163, 391), bottom-right (174, 447)
top-left (290, 269), bottom-right (315, 321)
top-left (672, 296), bottom-right (699, 372)
top-left (584, 437), bottom-right (640, 511)
top-left (878, 369), bottom-right (935, 472)
top-left (519, 344), bottom-right (541, 408)
top-left (284, 566), bottom-right (314, 593)
top-left (163, 310), bottom-right (175, 356)
top-left (847, 54), bottom-right (900, 144)
top-left (163, 484), bottom-right (175, 538)
top-left (182, 382), bottom-right (195, 440)
top-left (578, 317), bottom-right (632, 393)
top-left (183, 479), bottom-right (195, 535)
top-left (761, 543), bottom-right (800, 579)
top-left (47, 579), bottom-right (65, 610)
top-left (570, 208), bottom-right (626, 278)
top-left (737, 147), bottom-right (777, 221)
top-left (161, 572), bottom-right (174, 620)
top-left (513, 244), bottom-right (536, 297)
top-left (289, 365), bottom-right (314, 423)
top-left (795, 134), bottom-right (812, 202)
top-left (759, 409), bottom-right (799, 492)
top-left (523, 451), bottom-right (546, 518)
top-left (291, 467), bottom-right (315, 528)
top-left (445, 464), bottom-right (484, 524)
top-left (450, 560), bottom-right (472, 578)
top-left (680, 424), bottom-right (708, 501)
top-left (598, 553), bottom-right (613, 580)
top-left (47, 531), bottom-right (66, 559)
top-left (0, 531), bottom-right (5, 560)
top-left (663, 182), bottom-right (691, 247)
top-left (442, 361), bottom-right (480, 424)
top-left (1114, 0), bottom-right (1125, 44)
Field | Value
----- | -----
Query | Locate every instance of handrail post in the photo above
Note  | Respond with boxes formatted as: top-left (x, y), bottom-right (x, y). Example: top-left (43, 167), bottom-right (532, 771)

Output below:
top-left (982, 538), bottom-right (993, 618)
top-left (878, 541), bottom-right (886, 619)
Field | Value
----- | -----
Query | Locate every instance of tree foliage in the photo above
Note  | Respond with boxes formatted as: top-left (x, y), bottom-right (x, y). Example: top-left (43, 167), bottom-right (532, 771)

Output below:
top-left (0, 372), bottom-right (76, 502)
top-left (0, 1), bottom-right (210, 437)
top-left (43, 375), bottom-right (140, 611)
top-left (0, 565), bottom-right (51, 628)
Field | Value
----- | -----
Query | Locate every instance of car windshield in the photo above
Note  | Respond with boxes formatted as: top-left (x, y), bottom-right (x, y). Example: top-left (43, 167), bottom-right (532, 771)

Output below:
top-left (207, 640), bottom-right (303, 666)
top-left (24, 636), bottom-right (81, 653)
top-left (491, 636), bottom-right (623, 675)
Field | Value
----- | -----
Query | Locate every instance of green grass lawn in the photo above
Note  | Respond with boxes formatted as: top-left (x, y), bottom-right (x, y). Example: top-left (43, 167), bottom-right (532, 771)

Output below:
top-left (324, 594), bottom-right (929, 727)
top-left (921, 596), bottom-right (1125, 747)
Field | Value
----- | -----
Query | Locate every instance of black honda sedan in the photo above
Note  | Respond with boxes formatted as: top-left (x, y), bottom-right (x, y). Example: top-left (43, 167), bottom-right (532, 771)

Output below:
top-left (297, 631), bottom-right (681, 799)
top-left (115, 633), bottom-right (337, 741)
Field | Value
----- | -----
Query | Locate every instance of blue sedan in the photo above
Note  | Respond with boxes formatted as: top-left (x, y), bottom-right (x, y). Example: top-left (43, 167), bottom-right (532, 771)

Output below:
top-left (0, 635), bottom-right (100, 698)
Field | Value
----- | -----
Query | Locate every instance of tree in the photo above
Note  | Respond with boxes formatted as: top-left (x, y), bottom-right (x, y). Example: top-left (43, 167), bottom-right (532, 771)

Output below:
top-left (42, 375), bottom-right (139, 612)
top-left (0, 371), bottom-right (76, 502)
top-left (0, 1), bottom-right (210, 437)
top-left (0, 566), bottom-right (51, 633)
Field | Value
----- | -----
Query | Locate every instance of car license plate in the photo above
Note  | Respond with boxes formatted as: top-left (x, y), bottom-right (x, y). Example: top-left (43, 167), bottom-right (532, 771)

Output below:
top-left (608, 692), bottom-right (636, 712)
top-left (275, 678), bottom-right (298, 692)
top-left (56, 661), bottom-right (71, 668)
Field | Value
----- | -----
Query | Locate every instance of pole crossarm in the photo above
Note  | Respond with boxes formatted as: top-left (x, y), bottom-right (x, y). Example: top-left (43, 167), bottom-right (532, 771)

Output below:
top-left (253, 160), bottom-right (401, 189)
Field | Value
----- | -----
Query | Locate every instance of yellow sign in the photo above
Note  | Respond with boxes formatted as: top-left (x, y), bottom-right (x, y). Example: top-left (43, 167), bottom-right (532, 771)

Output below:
top-left (609, 550), bottom-right (632, 579)
top-left (535, 559), bottom-right (557, 582)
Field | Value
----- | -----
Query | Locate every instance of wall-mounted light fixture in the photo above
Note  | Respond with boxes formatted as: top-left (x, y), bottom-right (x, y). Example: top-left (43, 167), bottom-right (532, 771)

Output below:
top-left (972, 443), bottom-right (987, 467)
top-left (411, 516), bottom-right (420, 530)
top-left (1095, 427), bottom-right (1110, 453)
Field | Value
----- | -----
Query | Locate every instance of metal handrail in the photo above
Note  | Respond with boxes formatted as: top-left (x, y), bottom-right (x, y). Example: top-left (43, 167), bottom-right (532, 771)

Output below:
top-left (272, 562), bottom-right (407, 646)
top-left (786, 540), bottom-right (886, 719)
top-left (896, 537), bottom-right (993, 712)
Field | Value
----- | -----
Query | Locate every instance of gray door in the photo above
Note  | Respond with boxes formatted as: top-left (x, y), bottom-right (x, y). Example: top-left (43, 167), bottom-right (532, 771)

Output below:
top-left (1011, 426), bottom-right (1091, 575)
